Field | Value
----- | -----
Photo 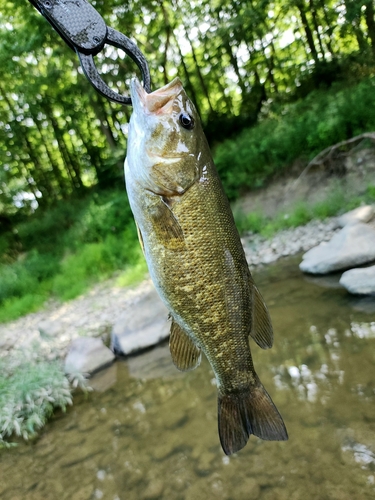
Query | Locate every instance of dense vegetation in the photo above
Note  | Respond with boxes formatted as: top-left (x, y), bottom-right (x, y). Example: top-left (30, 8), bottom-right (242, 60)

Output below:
top-left (215, 78), bottom-right (375, 198)
top-left (0, 189), bottom-right (147, 321)
top-left (2, 0), bottom-right (375, 214)
top-left (1, 0), bottom-right (375, 321)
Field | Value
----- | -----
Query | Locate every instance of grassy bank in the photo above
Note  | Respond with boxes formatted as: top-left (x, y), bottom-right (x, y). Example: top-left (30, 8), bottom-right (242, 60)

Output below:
top-left (215, 78), bottom-right (375, 200)
top-left (0, 347), bottom-right (92, 448)
top-left (0, 189), bottom-right (146, 323)
top-left (234, 184), bottom-right (375, 237)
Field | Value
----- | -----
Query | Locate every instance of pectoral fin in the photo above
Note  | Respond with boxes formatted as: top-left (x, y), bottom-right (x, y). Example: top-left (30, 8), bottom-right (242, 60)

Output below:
top-left (149, 198), bottom-right (185, 251)
top-left (250, 285), bottom-right (273, 349)
top-left (169, 318), bottom-right (201, 371)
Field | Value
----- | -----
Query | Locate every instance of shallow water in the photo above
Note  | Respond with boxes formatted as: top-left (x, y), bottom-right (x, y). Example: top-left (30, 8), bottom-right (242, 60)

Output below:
top-left (1, 256), bottom-right (375, 500)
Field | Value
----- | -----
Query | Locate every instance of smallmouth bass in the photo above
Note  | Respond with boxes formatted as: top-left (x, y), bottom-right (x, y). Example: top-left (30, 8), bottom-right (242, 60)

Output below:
top-left (125, 78), bottom-right (288, 455)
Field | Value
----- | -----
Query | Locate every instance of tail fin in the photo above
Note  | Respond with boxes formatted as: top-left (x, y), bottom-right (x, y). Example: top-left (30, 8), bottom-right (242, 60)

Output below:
top-left (218, 382), bottom-right (288, 455)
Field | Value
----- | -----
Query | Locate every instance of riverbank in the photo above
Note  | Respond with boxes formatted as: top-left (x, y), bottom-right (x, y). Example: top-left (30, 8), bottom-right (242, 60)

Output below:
top-left (1, 147), bottom-right (375, 446)
top-left (0, 215), bottom-right (341, 366)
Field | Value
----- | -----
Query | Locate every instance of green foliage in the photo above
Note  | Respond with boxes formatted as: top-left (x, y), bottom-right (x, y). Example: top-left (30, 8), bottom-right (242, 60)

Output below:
top-left (215, 78), bottom-right (375, 200)
top-left (116, 254), bottom-right (148, 288)
top-left (0, 294), bottom-right (47, 324)
top-left (0, 358), bottom-right (72, 447)
top-left (367, 184), bottom-right (375, 200)
top-left (233, 210), bottom-right (266, 235)
top-left (1, 0), bottom-right (375, 215)
top-left (234, 185), bottom-right (375, 238)
top-left (0, 189), bottom-right (139, 322)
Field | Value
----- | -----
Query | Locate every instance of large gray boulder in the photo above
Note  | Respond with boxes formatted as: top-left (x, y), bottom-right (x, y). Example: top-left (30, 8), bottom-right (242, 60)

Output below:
top-left (338, 205), bottom-right (374, 227)
top-left (64, 337), bottom-right (115, 375)
top-left (111, 288), bottom-right (170, 356)
top-left (300, 223), bottom-right (375, 274)
top-left (340, 265), bottom-right (375, 295)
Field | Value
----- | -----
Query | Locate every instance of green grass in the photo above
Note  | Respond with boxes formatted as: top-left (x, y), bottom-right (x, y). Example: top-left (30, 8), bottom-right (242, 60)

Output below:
top-left (0, 293), bottom-right (48, 323)
top-left (0, 358), bottom-right (73, 447)
top-left (0, 189), bottom-right (142, 323)
top-left (116, 252), bottom-right (148, 288)
top-left (234, 183), bottom-right (375, 238)
top-left (214, 78), bottom-right (375, 200)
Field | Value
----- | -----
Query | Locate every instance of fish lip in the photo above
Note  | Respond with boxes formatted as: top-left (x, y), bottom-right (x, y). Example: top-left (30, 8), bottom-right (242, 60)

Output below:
top-left (130, 78), bottom-right (146, 104)
top-left (130, 77), bottom-right (183, 114)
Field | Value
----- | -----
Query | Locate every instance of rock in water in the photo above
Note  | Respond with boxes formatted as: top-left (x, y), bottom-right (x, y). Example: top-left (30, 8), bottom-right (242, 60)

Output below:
top-left (110, 288), bottom-right (170, 356)
top-left (64, 337), bottom-right (115, 375)
top-left (340, 265), bottom-right (375, 295)
top-left (299, 223), bottom-right (375, 274)
top-left (338, 205), bottom-right (374, 227)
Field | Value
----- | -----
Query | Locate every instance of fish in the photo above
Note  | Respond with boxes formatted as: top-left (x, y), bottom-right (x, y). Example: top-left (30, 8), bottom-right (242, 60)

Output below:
top-left (125, 77), bottom-right (288, 455)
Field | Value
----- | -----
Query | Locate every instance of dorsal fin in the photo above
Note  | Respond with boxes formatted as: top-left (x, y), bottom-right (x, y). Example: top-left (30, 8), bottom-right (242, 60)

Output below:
top-left (222, 249), bottom-right (273, 349)
top-left (169, 318), bottom-right (201, 371)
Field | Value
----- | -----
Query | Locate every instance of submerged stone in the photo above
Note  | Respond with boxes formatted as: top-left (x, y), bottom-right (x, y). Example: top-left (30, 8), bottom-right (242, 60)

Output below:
top-left (340, 265), bottom-right (375, 296)
top-left (64, 337), bottom-right (115, 375)
top-left (299, 223), bottom-right (375, 274)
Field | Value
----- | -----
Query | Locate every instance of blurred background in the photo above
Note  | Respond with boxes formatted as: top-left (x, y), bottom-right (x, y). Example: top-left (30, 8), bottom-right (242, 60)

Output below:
top-left (1, 2), bottom-right (375, 498)
top-left (1, 0), bottom-right (375, 319)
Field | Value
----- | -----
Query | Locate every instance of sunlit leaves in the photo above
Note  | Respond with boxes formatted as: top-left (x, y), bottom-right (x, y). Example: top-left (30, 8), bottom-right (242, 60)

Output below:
top-left (0, 0), bottom-right (374, 215)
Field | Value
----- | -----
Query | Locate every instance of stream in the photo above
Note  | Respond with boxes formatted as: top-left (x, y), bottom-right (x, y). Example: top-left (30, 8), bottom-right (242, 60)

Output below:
top-left (1, 255), bottom-right (375, 500)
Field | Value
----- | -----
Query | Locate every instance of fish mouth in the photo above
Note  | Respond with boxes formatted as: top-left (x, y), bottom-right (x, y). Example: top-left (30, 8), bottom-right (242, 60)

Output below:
top-left (130, 77), bottom-right (183, 114)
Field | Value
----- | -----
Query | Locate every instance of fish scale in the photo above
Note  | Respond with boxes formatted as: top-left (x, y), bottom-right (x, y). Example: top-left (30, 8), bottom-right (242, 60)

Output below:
top-left (125, 77), bottom-right (288, 454)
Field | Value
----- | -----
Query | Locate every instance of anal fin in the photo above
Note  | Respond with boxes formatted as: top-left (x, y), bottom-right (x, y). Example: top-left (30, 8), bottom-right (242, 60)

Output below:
top-left (169, 318), bottom-right (201, 371)
top-left (250, 285), bottom-right (273, 349)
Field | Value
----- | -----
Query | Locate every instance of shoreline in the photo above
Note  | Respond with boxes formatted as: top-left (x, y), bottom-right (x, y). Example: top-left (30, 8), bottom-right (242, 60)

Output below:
top-left (0, 215), bottom-right (341, 365)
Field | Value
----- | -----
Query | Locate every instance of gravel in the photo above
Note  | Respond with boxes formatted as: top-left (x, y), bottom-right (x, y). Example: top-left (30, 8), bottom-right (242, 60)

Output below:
top-left (242, 217), bottom-right (340, 268)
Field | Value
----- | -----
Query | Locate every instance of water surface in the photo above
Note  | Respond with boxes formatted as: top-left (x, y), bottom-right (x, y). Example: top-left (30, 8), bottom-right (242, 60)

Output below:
top-left (1, 256), bottom-right (375, 500)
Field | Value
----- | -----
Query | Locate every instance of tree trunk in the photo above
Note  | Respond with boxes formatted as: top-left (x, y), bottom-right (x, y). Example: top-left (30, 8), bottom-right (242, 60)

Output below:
top-left (89, 95), bottom-right (117, 151)
top-left (160, 1), bottom-right (172, 85)
top-left (296, 0), bottom-right (320, 63)
top-left (317, 0), bottom-right (335, 54)
top-left (172, 30), bottom-right (202, 116)
top-left (183, 26), bottom-right (215, 114)
top-left (24, 134), bottom-right (54, 204)
top-left (33, 117), bottom-right (69, 197)
top-left (46, 110), bottom-right (79, 190)
top-left (309, 0), bottom-right (326, 59)
top-left (344, 0), bottom-right (369, 51)
top-left (365, 0), bottom-right (375, 55)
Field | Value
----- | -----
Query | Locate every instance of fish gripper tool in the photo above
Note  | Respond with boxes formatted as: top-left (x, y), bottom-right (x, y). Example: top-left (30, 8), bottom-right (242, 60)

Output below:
top-left (28, 0), bottom-right (152, 105)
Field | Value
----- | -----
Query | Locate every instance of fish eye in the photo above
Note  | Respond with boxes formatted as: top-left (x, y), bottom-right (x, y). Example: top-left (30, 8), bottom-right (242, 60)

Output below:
top-left (179, 113), bottom-right (194, 130)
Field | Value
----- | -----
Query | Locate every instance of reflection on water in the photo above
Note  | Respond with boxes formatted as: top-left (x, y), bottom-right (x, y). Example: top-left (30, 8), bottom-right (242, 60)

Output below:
top-left (1, 255), bottom-right (375, 500)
